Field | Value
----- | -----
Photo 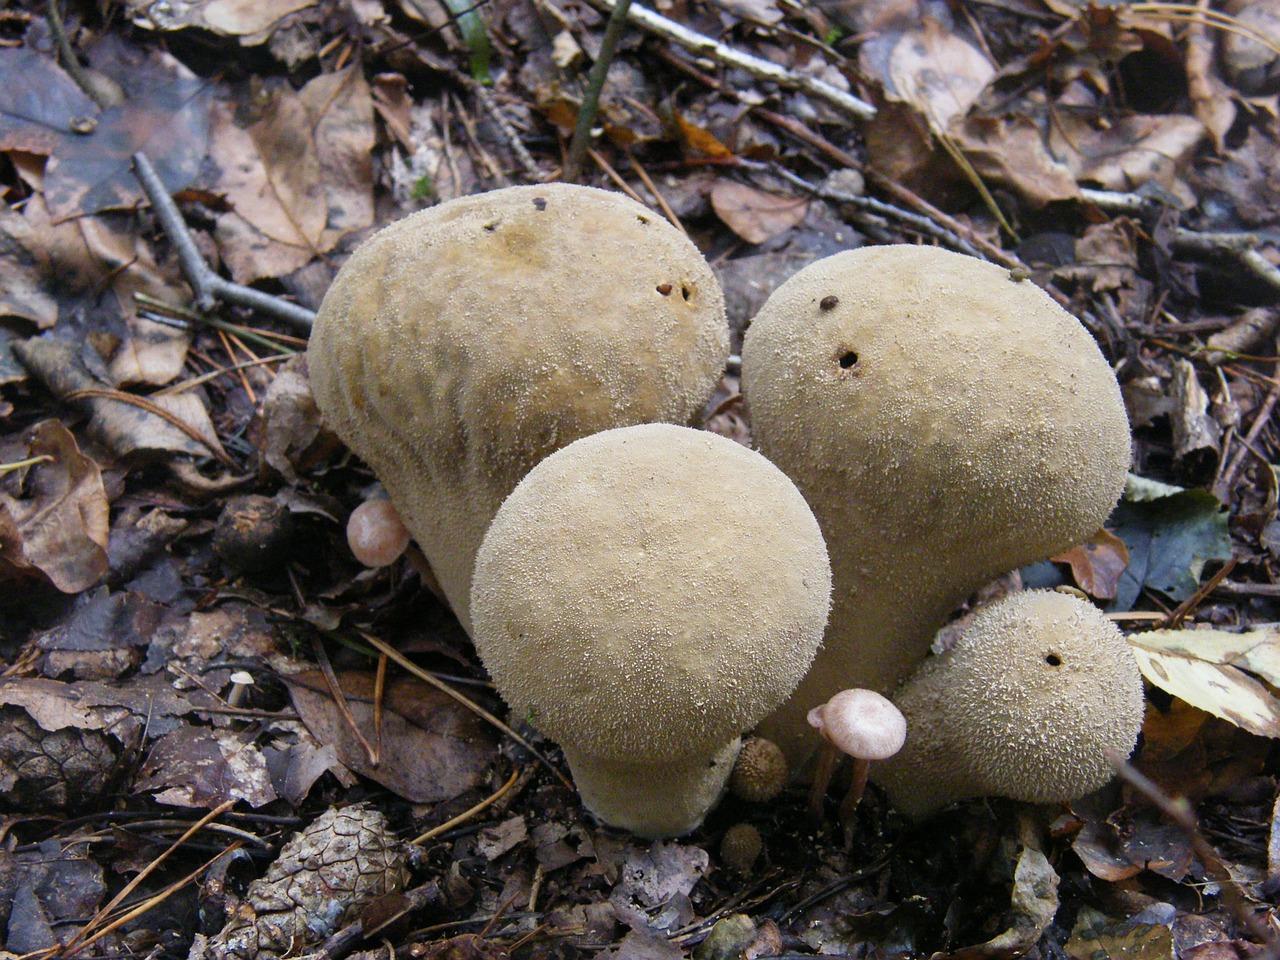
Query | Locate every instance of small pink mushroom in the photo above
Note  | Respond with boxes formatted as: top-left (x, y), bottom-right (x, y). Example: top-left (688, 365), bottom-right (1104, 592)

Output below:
top-left (347, 499), bottom-right (411, 568)
top-left (807, 689), bottom-right (906, 825)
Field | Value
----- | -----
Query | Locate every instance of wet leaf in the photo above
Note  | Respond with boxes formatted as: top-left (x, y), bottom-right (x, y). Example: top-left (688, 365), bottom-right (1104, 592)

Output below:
top-left (711, 181), bottom-right (809, 245)
top-left (0, 420), bottom-right (109, 594)
top-left (0, 48), bottom-right (100, 156)
top-left (1129, 626), bottom-right (1280, 737)
top-left (949, 846), bottom-right (1059, 959)
top-left (286, 669), bottom-right (495, 804)
top-left (43, 40), bottom-right (213, 222)
top-left (1108, 489), bottom-right (1233, 611)
top-left (1064, 906), bottom-right (1174, 960)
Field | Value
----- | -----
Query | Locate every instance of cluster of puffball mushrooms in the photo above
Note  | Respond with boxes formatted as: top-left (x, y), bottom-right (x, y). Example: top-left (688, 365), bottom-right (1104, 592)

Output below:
top-left (307, 183), bottom-right (1146, 839)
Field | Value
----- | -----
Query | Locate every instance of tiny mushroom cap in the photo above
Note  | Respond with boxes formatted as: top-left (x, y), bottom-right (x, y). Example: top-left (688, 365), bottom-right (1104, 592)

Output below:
top-left (807, 689), bottom-right (906, 761)
top-left (470, 423), bottom-right (832, 838)
top-left (872, 589), bottom-right (1145, 819)
top-left (309, 184), bottom-right (728, 636)
top-left (744, 245), bottom-right (1130, 762)
top-left (347, 499), bottom-right (411, 568)
top-left (729, 737), bottom-right (790, 803)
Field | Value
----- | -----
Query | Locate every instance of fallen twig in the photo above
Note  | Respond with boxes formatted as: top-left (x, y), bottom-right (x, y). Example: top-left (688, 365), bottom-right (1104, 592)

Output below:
top-left (132, 152), bottom-right (318, 332)
top-left (1110, 753), bottom-right (1280, 960)
top-left (565, 0), bottom-right (635, 181)
top-left (584, 0), bottom-right (876, 121)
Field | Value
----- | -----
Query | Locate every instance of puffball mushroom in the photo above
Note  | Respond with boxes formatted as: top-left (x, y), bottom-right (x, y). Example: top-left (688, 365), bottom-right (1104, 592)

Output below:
top-left (309, 184), bottom-right (728, 635)
top-left (742, 245), bottom-right (1130, 761)
top-left (470, 423), bottom-right (831, 838)
top-left (872, 589), bottom-right (1144, 819)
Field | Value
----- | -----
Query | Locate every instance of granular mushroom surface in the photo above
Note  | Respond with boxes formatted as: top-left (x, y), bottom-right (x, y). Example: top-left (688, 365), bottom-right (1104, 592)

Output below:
top-left (873, 589), bottom-right (1145, 819)
top-left (743, 245), bottom-right (1130, 761)
top-left (309, 184), bottom-right (728, 635)
top-left (470, 423), bottom-right (831, 837)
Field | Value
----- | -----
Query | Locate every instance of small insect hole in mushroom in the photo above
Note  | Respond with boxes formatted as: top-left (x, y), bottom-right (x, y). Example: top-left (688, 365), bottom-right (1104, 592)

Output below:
top-left (637, 214), bottom-right (651, 225)
top-left (1045, 653), bottom-right (1062, 666)
top-left (483, 220), bottom-right (501, 232)
top-left (838, 351), bottom-right (858, 370)
top-left (681, 285), bottom-right (693, 302)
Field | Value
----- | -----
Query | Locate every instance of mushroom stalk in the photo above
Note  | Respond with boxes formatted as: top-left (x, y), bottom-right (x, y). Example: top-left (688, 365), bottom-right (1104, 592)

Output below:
top-left (565, 741), bottom-right (742, 838)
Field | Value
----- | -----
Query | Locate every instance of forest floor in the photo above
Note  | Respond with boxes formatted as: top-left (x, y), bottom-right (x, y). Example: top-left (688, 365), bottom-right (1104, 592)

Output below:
top-left (1, 0), bottom-right (1280, 957)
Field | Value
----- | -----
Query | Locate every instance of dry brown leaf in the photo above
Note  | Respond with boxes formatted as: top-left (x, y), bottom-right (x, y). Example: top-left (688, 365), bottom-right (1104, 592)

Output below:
top-left (951, 114), bottom-right (1079, 207)
top-left (0, 206), bottom-right (58, 329)
top-left (0, 420), bottom-right (109, 594)
top-left (1050, 113), bottom-right (1206, 204)
top-left (13, 337), bottom-right (226, 463)
top-left (287, 669), bottom-right (495, 804)
top-left (254, 355), bottom-right (338, 483)
top-left (1051, 528), bottom-right (1130, 600)
top-left (299, 65), bottom-right (376, 248)
top-left (711, 181), bottom-right (808, 245)
top-left (873, 18), bottom-right (994, 133)
top-left (209, 93), bottom-right (327, 283)
top-left (674, 112), bottom-right (734, 159)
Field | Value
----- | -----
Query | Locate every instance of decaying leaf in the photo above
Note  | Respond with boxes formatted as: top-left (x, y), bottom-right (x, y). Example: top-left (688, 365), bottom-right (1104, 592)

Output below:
top-left (710, 181), bottom-right (809, 245)
top-left (1109, 488), bottom-right (1233, 611)
top-left (1049, 113), bottom-right (1206, 207)
top-left (0, 206), bottom-right (59, 329)
top-left (13, 337), bottom-right (226, 463)
top-left (42, 39), bottom-right (213, 222)
top-left (287, 669), bottom-right (495, 804)
top-left (949, 846), bottom-right (1059, 959)
top-left (135, 723), bottom-right (280, 808)
top-left (864, 18), bottom-right (994, 133)
top-left (1063, 906), bottom-right (1175, 960)
top-left (1129, 626), bottom-right (1280, 738)
top-left (0, 420), bottom-right (109, 594)
top-left (0, 47), bottom-right (100, 156)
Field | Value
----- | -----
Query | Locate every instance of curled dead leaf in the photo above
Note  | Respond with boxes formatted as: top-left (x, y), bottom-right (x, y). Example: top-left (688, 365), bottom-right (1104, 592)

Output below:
top-left (0, 420), bottom-right (109, 594)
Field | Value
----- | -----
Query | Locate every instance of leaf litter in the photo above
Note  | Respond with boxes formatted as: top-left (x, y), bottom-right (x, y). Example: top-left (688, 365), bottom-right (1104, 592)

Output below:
top-left (2, 0), bottom-right (1280, 957)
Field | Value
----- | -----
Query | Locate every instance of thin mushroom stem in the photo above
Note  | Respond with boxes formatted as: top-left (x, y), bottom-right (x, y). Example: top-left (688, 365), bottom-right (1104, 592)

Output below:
top-left (839, 757), bottom-right (870, 825)
top-left (807, 740), bottom-right (839, 818)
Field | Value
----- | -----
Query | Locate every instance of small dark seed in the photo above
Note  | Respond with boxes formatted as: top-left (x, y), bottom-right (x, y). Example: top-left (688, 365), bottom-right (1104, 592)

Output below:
top-left (820, 295), bottom-right (839, 311)
top-left (657, 284), bottom-right (673, 296)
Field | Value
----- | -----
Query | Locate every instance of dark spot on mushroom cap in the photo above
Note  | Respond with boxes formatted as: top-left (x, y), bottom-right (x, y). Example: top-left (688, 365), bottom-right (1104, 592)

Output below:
top-left (533, 197), bottom-right (547, 211)
top-left (838, 351), bottom-right (858, 370)
top-left (820, 295), bottom-right (839, 311)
